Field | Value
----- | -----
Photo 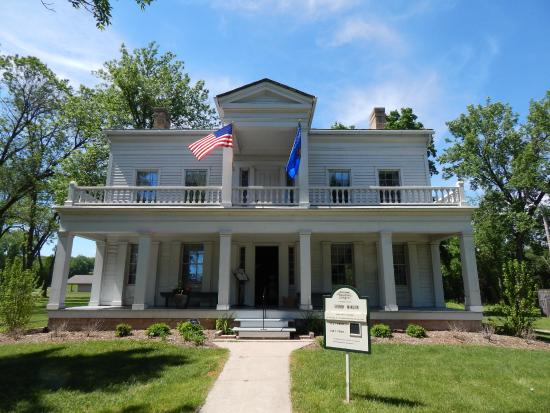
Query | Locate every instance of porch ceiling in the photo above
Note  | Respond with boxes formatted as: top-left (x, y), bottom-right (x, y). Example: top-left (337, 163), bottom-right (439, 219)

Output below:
top-left (235, 125), bottom-right (295, 155)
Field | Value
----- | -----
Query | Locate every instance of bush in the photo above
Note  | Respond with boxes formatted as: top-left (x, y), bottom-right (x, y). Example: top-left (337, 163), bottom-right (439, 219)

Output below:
top-left (406, 324), bottom-right (427, 338)
top-left (371, 323), bottom-right (393, 338)
top-left (500, 259), bottom-right (538, 337)
top-left (0, 258), bottom-right (37, 333)
top-left (115, 323), bottom-right (132, 337)
top-left (300, 310), bottom-right (324, 335)
top-left (315, 336), bottom-right (325, 348)
top-left (177, 321), bottom-right (205, 346)
top-left (215, 313), bottom-right (234, 335)
top-left (146, 322), bottom-right (171, 338)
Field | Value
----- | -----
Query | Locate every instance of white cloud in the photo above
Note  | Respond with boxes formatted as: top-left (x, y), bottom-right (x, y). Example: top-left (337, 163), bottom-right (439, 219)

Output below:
top-left (328, 17), bottom-right (403, 51)
top-left (207, 0), bottom-right (359, 18)
top-left (0, 0), bottom-right (123, 86)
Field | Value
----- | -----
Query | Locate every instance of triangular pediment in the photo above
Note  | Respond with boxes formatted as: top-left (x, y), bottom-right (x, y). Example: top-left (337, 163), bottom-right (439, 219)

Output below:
top-left (231, 89), bottom-right (302, 105)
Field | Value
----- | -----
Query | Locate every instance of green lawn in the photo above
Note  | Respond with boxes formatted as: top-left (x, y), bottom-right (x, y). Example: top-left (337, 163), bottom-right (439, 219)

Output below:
top-left (28, 290), bottom-right (90, 330)
top-left (291, 344), bottom-right (550, 413)
top-left (0, 340), bottom-right (227, 413)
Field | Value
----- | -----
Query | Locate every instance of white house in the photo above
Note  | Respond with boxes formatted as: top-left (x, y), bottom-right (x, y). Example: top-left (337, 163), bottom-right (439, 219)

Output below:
top-left (47, 79), bottom-right (483, 332)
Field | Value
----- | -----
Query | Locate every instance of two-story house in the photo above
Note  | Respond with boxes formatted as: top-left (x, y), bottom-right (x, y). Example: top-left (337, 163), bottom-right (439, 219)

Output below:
top-left (47, 79), bottom-right (483, 332)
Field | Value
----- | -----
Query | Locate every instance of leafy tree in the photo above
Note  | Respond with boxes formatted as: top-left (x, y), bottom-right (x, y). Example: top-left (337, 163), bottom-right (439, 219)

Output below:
top-left (439, 237), bottom-right (463, 302)
top-left (330, 121), bottom-right (355, 130)
top-left (41, 1), bottom-right (154, 29)
top-left (69, 255), bottom-right (95, 276)
top-left (500, 259), bottom-right (538, 336)
top-left (385, 108), bottom-right (438, 175)
top-left (0, 257), bottom-right (36, 333)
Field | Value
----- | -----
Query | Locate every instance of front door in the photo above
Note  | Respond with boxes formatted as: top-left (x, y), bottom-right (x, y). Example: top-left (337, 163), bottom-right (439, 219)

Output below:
top-left (255, 246), bottom-right (279, 307)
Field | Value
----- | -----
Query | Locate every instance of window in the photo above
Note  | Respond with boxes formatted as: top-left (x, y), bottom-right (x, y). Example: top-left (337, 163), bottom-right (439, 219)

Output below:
top-left (239, 246), bottom-right (246, 270)
top-left (127, 244), bottom-right (139, 285)
top-left (393, 244), bottom-right (408, 285)
top-left (136, 170), bottom-right (158, 203)
top-left (378, 170), bottom-right (401, 203)
top-left (240, 169), bottom-right (249, 203)
top-left (331, 244), bottom-right (354, 286)
top-left (329, 170), bottom-right (351, 204)
top-left (288, 246), bottom-right (295, 286)
top-left (184, 169), bottom-right (207, 203)
top-left (182, 244), bottom-right (204, 290)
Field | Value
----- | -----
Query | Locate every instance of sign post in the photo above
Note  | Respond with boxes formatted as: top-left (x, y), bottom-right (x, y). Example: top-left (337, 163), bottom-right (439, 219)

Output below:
top-left (324, 287), bottom-right (370, 404)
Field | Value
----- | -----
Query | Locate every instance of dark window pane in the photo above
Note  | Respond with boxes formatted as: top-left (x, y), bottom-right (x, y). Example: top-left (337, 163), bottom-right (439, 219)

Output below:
top-left (393, 244), bottom-right (408, 285)
top-left (331, 244), bottom-right (354, 286)
top-left (288, 246), bottom-right (295, 286)
top-left (136, 170), bottom-right (158, 203)
top-left (127, 243), bottom-right (139, 285)
top-left (182, 244), bottom-right (205, 290)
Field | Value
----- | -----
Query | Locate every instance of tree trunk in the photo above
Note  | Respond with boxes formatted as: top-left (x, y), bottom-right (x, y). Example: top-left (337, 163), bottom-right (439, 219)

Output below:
top-left (543, 212), bottom-right (550, 255)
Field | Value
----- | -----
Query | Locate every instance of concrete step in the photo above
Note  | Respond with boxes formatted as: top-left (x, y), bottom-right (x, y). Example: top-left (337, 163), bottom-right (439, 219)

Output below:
top-left (236, 318), bottom-right (292, 328)
top-left (233, 326), bottom-right (296, 339)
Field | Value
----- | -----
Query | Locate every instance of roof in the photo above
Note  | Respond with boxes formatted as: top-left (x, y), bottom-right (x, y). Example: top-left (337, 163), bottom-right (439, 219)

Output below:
top-left (215, 78), bottom-right (315, 99)
top-left (67, 274), bottom-right (93, 285)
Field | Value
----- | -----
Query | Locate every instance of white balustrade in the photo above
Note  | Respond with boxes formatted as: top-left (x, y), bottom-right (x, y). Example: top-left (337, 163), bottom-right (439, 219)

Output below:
top-left (232, 186), bottom-right (298, 206)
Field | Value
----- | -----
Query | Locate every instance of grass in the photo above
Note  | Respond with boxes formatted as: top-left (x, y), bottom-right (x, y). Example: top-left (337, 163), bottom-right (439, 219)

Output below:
top-left (28, 290), bottom-right (90, 330)
top-left (291, 344), bottom-right (550, 413)
top-left (0, 340), bottom-right (228, 413)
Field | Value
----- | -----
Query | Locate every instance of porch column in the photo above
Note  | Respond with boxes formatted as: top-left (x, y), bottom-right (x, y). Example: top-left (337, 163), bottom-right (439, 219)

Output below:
top-left (89, 241), bottom-right (106, 306)
top-left (430, 242), bottom-right (446, 308)
top-left (47, 232), bottom-right (74, 310)
top-left (299, 231), bottom-right (312, 309)
top-left (221, 146), bottom-right (233, 207)
top-left (217, 231), bottom-right (232, 310)
top-left (460, 232), bottom-right (483, 312)
top-left (298, 127), bottom-right (309, 207)
top-left (407, 242), bottom-right (421, 307)
top-left (377, 232), bottom-right (398, 311)
top-left (145, 241), bottom-right (160, 306)
top-left (112, 241), bottom-right (128, 306)
top-left (132, 234), bottom-right (153, 310)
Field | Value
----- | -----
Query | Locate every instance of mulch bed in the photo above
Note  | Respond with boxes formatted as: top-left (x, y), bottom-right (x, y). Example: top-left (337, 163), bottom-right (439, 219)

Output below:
top-left (0, 328), bottom-right (219, 347)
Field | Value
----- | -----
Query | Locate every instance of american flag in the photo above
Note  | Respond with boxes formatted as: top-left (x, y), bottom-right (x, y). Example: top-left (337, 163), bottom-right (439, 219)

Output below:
top-left (189, 123), bottom-right (233, 160)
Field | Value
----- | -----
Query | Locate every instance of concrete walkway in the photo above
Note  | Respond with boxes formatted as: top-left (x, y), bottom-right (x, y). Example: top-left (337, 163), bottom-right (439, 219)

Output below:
top-left (201, 340), bottom-right (313, 413)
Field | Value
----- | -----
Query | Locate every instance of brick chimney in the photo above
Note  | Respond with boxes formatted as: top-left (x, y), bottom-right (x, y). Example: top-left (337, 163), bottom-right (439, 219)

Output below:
top-left (369, 107), bottom-right (386, 129)
top-left (153, 107), bottom-right (170, 129)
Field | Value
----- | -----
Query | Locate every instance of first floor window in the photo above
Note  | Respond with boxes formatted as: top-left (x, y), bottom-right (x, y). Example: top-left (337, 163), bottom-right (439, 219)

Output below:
top-left (136, 170), bottom-right (158, 203)
top-left (239, 246), bottom-right (246, 270)
top-left (331, 243), bottom-right (354, 286)
top-left (288, 246), bottom-right (295, 286)
top-left (127, 243), bottom-right (139, 285)
top-left (182, 244), bottom-right (204, 290)
top-left (393, 244), bottom-right (408, 285)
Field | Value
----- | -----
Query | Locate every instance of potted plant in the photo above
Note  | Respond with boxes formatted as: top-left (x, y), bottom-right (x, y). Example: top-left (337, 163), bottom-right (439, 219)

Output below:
top-left (173, 283), bottom-right (191, 308)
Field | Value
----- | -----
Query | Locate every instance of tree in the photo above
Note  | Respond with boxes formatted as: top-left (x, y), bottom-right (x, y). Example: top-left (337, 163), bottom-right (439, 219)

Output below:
top-left (385, 108), bottom-right (438, 175)
top-left (440, 97), bottom-right (549, 262)
top-left (330, 121), bottom-right (355, 130)
top-left (94, 42), bottom-right (217, 130)
top-left (42, 1), bottom-right (154, 29)
top-left (439, 237), bottom-right (463, 302)
top-left (69, 255), bottom-right (95, 276)
top-left (0, 258), bottom-right (36, 334)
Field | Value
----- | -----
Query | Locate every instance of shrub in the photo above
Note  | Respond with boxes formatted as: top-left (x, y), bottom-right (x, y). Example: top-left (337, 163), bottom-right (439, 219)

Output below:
top-left (406, 324), bottom-right (427, 338)
top-left (115, 323), bottom-right (132, 337)
top-left (146, 322), bottom-right (171, 338)
top-left (0, 258), bottom-right (37, 333)
top-left (177, 321), bottom-right (205, 346)
top-left (215, 313), bottom-right (234, 335)
top-left (315, 336), bottom-right (325, 348)
top-left (300, 310), bottom-right (324, 335)
top-left (500, 259), bottom-right (538, 337)
top-left (371, 323), bottom-right (393, 338)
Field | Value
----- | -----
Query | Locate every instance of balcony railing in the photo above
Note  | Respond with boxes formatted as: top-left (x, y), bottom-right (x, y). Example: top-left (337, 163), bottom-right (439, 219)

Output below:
top-left (65, 183), bottom-right (464, 207)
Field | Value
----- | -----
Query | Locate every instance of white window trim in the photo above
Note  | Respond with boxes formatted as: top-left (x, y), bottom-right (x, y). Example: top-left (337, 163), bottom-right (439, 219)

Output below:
top-left (183, 168), bottom-right (210, 186)
top-left (326, 168), bottom-right (353, 186)
top-left (134, 169), bottom-right (160, 186)
top-left (375, 168), bottom-right (403, 186)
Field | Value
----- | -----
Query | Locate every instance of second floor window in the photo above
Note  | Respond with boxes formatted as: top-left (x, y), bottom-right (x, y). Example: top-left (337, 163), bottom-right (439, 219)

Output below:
top-left (331, 243), bottom-right (354, 286)
top-left (126, 243), bottom-right (139, 285)
top-left (378, 170), bottom-right (401, 203)
top-left (136, 170), bottom-right (158, 203)
top-left (185, 170), bottom-right (207, 203)
top-left (329, 169), bottom-right (351, 204)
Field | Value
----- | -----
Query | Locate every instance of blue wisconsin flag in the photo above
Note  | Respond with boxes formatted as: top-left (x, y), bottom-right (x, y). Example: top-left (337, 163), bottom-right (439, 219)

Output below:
top-left (286, 123), bottom-right (301, 179)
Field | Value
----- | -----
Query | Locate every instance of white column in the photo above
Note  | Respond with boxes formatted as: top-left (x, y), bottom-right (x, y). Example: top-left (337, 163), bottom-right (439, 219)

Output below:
top-left (321, 241), bottom-right (332, 292)
top-left (299, 231), bottom-right (312, 309)
top-left (353, 241), bottom-right (365, 294)
top-left (460, 233), bottom-right (483, 311)
top-left (89, 241), bottom-right (106, 306)
top-left (144, 241), bottom-right (159, 306)
top-left (377, 232), bottom-right (398, 311)
top-left (47, 232), bottom-right (74, 310)
top-left (407, 242), bottom-right (421, 307)
top-left (112, 241), bottom-right (128, 306)
top-left (221, 146), bottom-right (233, 207)
top-left (217, 231), bottom-right (232, 310)
top-left (132, 235), bottom-right (152, 310)
top-left (298, 127), bottom-right (309, 207)
top-left (430, 242), bottom-right (446, 308)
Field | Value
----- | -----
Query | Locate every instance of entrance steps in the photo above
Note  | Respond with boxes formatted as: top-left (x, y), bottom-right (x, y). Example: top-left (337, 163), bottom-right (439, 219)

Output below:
top-left (234, 318), bottom-right (296, 339)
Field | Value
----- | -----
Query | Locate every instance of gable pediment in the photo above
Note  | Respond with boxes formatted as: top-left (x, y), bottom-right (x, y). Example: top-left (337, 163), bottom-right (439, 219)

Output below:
top-left (231, 89), bottom-right (302, 105)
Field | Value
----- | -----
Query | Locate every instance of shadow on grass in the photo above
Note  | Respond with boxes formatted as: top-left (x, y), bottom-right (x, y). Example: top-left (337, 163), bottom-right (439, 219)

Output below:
top-left (120, 403), bottom-right (195, 413)
top-left (0, 345), bottom-right (188, 413)
top-left (352, 391), bottom-right (424, 408)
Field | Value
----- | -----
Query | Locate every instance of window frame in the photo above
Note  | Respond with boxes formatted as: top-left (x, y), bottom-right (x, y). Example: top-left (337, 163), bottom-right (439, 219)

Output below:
top-left (376, 168), bottom-right (402, 186)
top-left (327, 169), bottom-right (352, 187)
top-left (126, 243), bottom-right (139, 285)
top-left (392, 243), bottom-right (409, 286)
top-left (330, 243), bottom-right (355, 286)
top-left (135, 169), bottom-right (160, 186)
top-left (181, 244), bottom-right (205, 291)
top-left (184, 169), bottom-right (209, 187)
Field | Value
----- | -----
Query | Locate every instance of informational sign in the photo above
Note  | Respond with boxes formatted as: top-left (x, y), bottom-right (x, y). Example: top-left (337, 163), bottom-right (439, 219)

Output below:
top-left (324, 287), bottom-right (370, 354)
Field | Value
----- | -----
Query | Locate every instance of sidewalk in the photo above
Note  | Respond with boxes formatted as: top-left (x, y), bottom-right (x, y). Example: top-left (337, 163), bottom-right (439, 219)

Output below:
top-left (200, 340), bottom-right (313, 413)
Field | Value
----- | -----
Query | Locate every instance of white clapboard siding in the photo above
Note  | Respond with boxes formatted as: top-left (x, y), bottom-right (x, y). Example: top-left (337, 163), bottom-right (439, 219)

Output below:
top-left (415, 243), bottom-right (435, 307)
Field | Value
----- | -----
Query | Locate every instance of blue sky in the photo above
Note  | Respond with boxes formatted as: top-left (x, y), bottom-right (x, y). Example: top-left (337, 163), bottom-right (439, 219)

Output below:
top-left (1, 0), bottom-right (549, 256)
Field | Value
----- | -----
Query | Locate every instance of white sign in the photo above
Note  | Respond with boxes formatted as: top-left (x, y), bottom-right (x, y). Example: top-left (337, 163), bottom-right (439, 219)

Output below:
top-left (324, 287), bottom-right (370, 354)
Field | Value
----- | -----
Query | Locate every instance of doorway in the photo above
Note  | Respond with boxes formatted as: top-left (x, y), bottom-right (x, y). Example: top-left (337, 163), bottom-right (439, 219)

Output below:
top-left (255, 246), bottom-right (279, 306)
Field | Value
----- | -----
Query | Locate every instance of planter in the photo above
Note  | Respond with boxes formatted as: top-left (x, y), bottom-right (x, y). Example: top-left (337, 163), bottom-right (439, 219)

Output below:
top-left (174, 294), bottom-right (189, 309)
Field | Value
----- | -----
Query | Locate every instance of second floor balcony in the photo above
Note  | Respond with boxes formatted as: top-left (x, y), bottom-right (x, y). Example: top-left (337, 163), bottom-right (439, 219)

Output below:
top-left (65, 182), bottom-right (466, 207)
